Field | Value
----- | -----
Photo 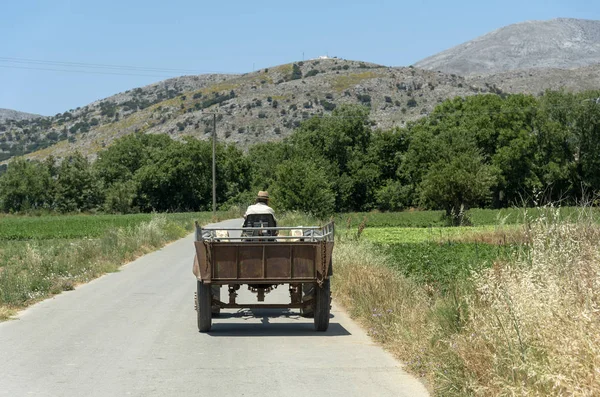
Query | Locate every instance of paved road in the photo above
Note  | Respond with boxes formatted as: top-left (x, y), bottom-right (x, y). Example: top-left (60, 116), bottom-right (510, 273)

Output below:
top-left (0, 219), bottom-right (429, 397)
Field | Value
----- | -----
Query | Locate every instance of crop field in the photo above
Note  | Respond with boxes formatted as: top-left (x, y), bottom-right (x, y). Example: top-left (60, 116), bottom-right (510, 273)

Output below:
top-left (0, 212), bottom-right (226, 318)
top-left (0, 213), bottom-right (220, 240)
top-left (332, 206), bottom-right (600, 395)
top-left (338, 206), bottom-right (600, 228)
top-left (359, 225), bottom-right (522, 289)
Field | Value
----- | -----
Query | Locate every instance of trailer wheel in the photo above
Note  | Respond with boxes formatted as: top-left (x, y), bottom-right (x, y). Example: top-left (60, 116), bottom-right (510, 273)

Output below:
top-left (300, 283), bottom-right (314, 318)
top-left (211, 286), bottom-right (221, 317)
top-left (313, 279), bottom-right (331, 332)
top-left (197, 280), bottom-right (212, 332)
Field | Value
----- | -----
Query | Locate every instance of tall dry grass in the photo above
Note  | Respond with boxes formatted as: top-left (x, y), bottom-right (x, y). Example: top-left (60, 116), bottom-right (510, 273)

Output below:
top-left (332, 239), bottom-right (439, 382)
top-left (451, 212), bottom-right (600, 396)
top-left (333, 209), bottom-right (600, 396)
top-left (0, 214), bottom-right (196, 319)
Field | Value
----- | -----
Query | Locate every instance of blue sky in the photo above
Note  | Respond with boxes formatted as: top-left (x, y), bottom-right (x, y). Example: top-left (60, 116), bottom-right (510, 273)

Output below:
top-left (1, 0), bottom-right (598, 115)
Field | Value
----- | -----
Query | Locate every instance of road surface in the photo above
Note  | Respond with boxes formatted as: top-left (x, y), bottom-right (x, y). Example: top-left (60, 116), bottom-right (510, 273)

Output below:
top-left (0, 218), bottom-right (429, 396)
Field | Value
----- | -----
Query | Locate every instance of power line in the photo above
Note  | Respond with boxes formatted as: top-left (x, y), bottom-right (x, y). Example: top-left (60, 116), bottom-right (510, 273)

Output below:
top-left (0, 64), bottom-right (177, 79)
top-left (0, 56), bottom-right (238, 75)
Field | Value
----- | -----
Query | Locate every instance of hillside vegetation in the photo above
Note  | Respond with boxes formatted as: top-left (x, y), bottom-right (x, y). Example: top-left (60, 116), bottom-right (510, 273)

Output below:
top-left (2, 90), bottom-right (600, 224)
top-left (2, 57), bottom-right (600, 164)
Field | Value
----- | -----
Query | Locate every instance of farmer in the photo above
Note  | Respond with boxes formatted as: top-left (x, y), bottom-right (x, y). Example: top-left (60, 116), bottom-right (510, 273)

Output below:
top-left (244, 190), bottom-right (277, 225)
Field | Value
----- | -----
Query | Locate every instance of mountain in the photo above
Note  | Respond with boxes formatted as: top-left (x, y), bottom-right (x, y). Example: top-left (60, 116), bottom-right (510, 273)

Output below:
top-left (1, 56), bottom-right (600, 164)
top-left (414, 18), bottom-right (600, 76)
top-left (0, 59), bottom-right (482, 162)
top-left (0, 108), bottom-right (43, 122)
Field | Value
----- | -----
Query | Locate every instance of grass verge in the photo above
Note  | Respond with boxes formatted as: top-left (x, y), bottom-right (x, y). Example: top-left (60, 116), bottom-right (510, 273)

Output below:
top-left (333, 212), bottom-right (600, 395)
top-left (0, 213), bottom-right (222, 320)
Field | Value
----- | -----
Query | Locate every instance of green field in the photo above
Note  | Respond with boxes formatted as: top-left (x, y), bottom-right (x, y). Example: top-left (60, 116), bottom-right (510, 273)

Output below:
top-left (338, 206), bottom-right (600, 228)
top-left (0, 212), bottom-right (219, 240)
top-left (0, 212), bottom-right (227, 316)
top-left (355, 221), bottom-right (526, 291)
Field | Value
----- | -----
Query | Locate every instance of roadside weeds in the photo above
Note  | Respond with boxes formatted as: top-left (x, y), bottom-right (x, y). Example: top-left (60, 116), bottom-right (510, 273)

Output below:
top-left (332, 214), bottom-right (600, 396)
top-left (0, 214), bottom-right (217, 320)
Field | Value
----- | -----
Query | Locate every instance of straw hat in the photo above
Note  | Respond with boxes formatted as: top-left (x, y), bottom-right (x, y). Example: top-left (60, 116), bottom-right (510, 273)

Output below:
top-left (257, 191), bottom-right (270, 200)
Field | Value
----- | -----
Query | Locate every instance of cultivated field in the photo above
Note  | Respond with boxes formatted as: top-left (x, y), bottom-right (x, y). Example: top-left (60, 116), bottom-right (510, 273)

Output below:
top-left (1, 207), bottom-right (598, 396)
top-left (334, 207), bottom-right (600, 396)
top-left (0, 212), bottom-right (227, 319)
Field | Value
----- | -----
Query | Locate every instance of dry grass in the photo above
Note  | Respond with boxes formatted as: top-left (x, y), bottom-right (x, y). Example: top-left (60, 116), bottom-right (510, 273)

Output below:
top-left (332, 239), bottom-right (438, 385)
top-left (333, 211), bottom-right (600, 396)
top-left (0, 215), bottom-right (196, 318)
top-left (452, 218), bottom-right (600, 395)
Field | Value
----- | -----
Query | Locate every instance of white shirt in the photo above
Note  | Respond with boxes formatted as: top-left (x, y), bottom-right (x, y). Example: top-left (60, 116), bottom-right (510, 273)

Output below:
top-left (244, 202), bottom-right (277, 221)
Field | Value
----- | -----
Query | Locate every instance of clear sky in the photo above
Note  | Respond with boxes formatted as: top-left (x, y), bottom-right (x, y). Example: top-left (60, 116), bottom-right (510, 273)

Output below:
top-left (1, 0), bottom-right (598, 116)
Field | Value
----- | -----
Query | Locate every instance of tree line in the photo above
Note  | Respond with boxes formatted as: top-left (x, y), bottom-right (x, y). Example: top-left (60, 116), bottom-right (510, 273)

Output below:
top-left (1, 90), bottom-right (599, 221)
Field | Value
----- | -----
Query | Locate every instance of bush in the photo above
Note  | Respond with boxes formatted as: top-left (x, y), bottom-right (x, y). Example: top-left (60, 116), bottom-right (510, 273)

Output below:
top-left (290, 63), bottom-right (302, 80)
top-left (320, 100), bottom-right (336, 111)
top-left (357, 94), bottom-right (371, 104)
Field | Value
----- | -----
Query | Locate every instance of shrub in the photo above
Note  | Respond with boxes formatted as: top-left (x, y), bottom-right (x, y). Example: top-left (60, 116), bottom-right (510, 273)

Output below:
top-left (291, 63), bottom-right (302, 80)
top-left (320, 100), bottom-right (336, 111)
top-left (357, 94), bottom-right (371, 104)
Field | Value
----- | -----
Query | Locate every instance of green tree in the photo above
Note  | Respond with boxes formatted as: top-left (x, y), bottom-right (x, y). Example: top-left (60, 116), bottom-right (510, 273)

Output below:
top-left (103, 180), bottom-right (138, 214)
top-left (95, 133), bottom-right (173, 186)
top-left (419, 149), bottom-right (497, 224)
top-left (134, 138), bottom-right (212, 211)
top-left (0, 158), bottom-right (53, 212)
top-left (287, 105), bottom-right (373, 211)
top-left (272, 158), bottom-right (335, 219)
top-left (291, 63), bottom-right (302, 80)
top-left (375, 179), bottom-right (408, 211)
top-left (54, 153), bottom-right (103, 212)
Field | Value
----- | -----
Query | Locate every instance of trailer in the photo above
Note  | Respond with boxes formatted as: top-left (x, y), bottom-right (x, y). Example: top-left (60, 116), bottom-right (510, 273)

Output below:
top-left (192, 221), bottom-right (334, 332)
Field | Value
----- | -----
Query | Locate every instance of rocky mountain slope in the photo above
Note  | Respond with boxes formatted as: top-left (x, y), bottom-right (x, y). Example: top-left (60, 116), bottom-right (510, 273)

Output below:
top-left (1, 56), bottom-right (600, 164)
top-left (415, 18), bottom-right (600, 76)
top-left (0, 108), bottom-right (43, 122)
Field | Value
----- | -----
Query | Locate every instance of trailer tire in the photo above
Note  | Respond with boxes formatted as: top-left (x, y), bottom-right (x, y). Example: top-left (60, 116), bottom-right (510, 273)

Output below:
top-left (197, 280), bottom-right (212, 332)
top-left (300, 283), bottom-right (314, 318)
top-left (211, 286), bottom-right (221, 317)
top-left (313, 279), bottom-right (330, 332)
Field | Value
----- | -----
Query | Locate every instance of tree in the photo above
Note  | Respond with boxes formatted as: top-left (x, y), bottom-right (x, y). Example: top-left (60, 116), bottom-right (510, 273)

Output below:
top-left (287, 105), bottom-right (373, 211)
top-left (134, 138), bottom-right (212, 211)
top-left (0, 158), bottom-right (53, 212)
top-left (272, 158), bottom-right (335, 219)
top-left (291, 63), bottom-right (302, 80)
top-left (94, 133), bottom-right (172, 186)
top-left (103, 180), bottom-right (138, 214)
top-left (54, 153), bottom-right (103, 213)
top-left (419, 149), bottom-right (497, 224)
top-left (375, 180), bottom-right (408, 211)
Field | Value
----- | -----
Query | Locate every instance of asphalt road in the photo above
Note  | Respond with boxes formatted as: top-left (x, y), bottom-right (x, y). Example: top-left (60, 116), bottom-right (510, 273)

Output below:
top-left (0, 218), bottom-right (429, 397)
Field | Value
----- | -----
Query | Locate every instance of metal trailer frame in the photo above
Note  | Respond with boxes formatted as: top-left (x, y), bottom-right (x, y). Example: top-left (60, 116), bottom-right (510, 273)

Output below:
top-left (193, 221), bottom-right (334, 332)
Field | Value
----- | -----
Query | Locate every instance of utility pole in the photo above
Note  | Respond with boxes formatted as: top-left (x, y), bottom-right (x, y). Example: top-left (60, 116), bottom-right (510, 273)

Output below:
top-left (212, 113), bottom-right (216, 217)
